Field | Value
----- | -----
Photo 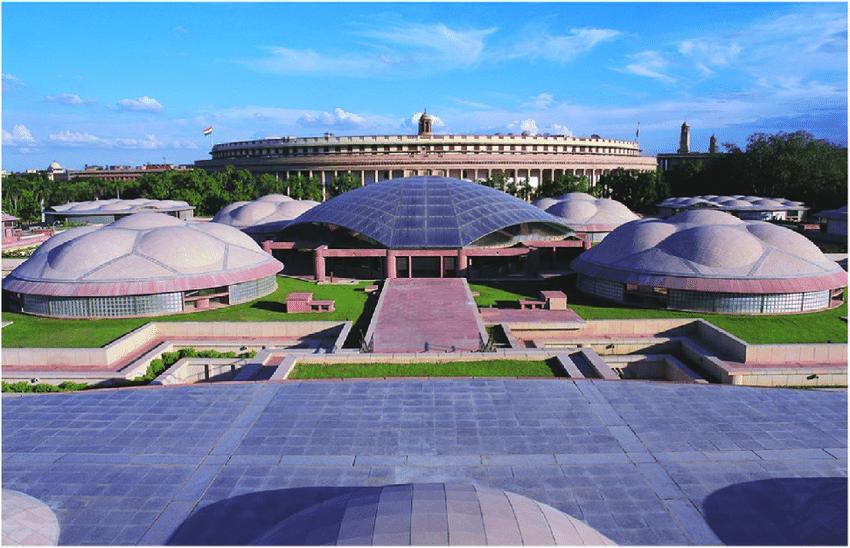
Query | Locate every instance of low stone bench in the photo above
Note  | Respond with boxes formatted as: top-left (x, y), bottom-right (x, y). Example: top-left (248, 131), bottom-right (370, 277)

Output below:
top-left (519, 290), bottom-right (568, 311)
top-left (285, 292), bottom-right (335, 313)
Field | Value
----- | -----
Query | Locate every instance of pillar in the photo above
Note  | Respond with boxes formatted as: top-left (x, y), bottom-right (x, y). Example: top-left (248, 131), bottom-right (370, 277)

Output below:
top-left (457, 249), bottom-right (469, 278)
top-left (439, 255), bottom-right (445, 278)
top-left (374, 170), bottom-right (379, 184)
top-left (360, 170), bottom-right (366, 186)
top-left (314, 245), bottom-right (327, 282)
top-left (386, 250), bottom-right (397, 279)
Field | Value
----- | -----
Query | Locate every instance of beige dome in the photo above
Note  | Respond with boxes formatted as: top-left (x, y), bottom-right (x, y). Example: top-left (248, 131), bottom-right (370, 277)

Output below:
top-left (540, 193), bottom-right (639, 232)
top-left (4, 212), bottom-right (282, 296)
top-left (573, 209), bottom-right (843, 283)
top-left (212, 195), bottom-right (319, 233)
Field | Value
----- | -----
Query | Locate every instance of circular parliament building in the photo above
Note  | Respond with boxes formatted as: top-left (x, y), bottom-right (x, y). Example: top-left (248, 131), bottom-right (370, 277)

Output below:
top-left (3, 212), bottom-right (282, 318)
top-left (195, 111), bottom-right (656, 192)
top-left (571, 210), bottom-right (846, 315)
top-left (264, 176), bottom-right (586, 280)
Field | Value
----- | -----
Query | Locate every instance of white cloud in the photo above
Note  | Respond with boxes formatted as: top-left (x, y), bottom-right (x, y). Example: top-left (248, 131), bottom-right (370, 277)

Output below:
top-left (48, 130), bottom-right (109, 146)
top-left (408, 111), bottom-right (446, 129)
top-left (509, 27), bottom-right (620, 63)
top-left (47, 130), bottom-right (197, 150)
top-left (361, 23), bottom-right (495, 66)
top-left (117, 96), bottom-right (164, 112)
top-left (549, 123), bottom-right (573, 136)
top-left (245, 21), bottom-right (496, 77)
top-left (525, 92), bottom-right (555, 110)
top-left (508, 118), bottom-right (539, 135)
top-left (2, 73), bottom-right (22, 91)
top-left (677, 40), bottom-right (742, 75)
top-left (620, 50), bottom-right (674, 83)
top-left (2, 125), bottom-right (36, 146)
top-left (298, 108), bottom-right (368, 128)
top-left (47, 93), bottom-right (90, 105)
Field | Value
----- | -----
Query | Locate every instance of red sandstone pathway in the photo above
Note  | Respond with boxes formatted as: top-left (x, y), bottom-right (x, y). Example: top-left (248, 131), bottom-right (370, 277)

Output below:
top-left (369, 278), bottom-right (486, 353)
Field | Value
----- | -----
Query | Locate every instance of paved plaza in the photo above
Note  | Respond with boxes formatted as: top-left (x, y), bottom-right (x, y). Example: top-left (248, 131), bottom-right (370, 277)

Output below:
top-left (2, 380), bottom-right (847, 545)
top-left (369, 278), bottom-right (485, 353)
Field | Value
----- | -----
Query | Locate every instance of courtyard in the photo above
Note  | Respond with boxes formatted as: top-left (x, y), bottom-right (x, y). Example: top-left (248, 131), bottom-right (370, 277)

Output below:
top-left (2, 379), bottom-right (846, 545)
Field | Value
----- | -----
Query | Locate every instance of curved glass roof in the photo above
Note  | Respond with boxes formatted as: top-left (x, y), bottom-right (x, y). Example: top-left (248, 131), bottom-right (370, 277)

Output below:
top-left (287, 176), bottom-right (572, 248)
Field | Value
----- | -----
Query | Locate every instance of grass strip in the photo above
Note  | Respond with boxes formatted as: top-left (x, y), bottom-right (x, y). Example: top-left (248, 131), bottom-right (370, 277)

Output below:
top-left (289, 359), bottom-right (562, 379)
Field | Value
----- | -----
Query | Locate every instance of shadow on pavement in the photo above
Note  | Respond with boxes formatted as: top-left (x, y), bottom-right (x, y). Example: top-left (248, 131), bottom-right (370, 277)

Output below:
top-left (703, 476), bottom-right (847, 546)
top-left (166, 486), bottom-right (375, 545)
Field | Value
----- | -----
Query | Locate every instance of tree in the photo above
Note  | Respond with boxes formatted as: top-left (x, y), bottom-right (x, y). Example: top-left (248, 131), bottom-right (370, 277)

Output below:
top-left (328, 173), bottom-right (359, 198)
top-left (598, 168), bottom-right (668, 212)
top-left (535, 174), bottom-right (593, 199)
top-left (661, 131), bottom-right (847, 212)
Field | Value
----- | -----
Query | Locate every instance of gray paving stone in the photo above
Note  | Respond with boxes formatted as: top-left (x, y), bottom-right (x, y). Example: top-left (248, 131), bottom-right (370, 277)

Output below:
top-left (755, 448), bottom-right (835, 460)
top-left (555, 452), bottom-right (629, 465)
top-left (482, 454), bottom-right (556, 466)
top-left (280, 455), bottom-right (355, 466)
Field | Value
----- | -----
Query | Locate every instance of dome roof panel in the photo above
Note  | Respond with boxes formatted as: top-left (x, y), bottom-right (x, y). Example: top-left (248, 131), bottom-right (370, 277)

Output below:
top-left (660, 225), bottom-right (763, 268)
top-left (667, 209), bottom-right (745, 225)
top-left (112, 212), bottom-right (185, 229)
top-left (44, 228), bottom-right (137, 279)
top-left (256, 194), bottom-right (293, 203)
top-left (286, 176), bottom-right (571, 248)
top-left (137, 227), bottom-right (225, 273)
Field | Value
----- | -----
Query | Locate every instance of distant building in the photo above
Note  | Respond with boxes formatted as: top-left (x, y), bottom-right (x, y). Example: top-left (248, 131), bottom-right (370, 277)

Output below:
top-left (46, 198), bottom-right (194, 225)
top-left (657, 122), bottom-right (720, 171)
top-left (195, 110), bottom-right (656, 192)
top-left (656, 195), bottom-right (808, 221)
top-left (60, 163), bottom-right (193, 182)
top-left (814, 205), bottom-right (848, 242)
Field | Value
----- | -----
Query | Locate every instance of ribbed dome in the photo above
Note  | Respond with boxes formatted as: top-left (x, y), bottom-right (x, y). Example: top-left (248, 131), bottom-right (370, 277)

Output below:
top-left (49, 198), bottom-right (193, 216)
top-left (538, 193), bottom-right (639, 232)
top-left (286, 176), bottom-right (572, 248)
top-left (213, 195), bottom-right (319, 234)
top-left (657, 195), bottom-right (807, 212)
top-left (169, 483), bottom-right (615, 546)
top-left (3, 212), bottom-right (282, 297)
top-left (572, 210), bottom-right (845, 292)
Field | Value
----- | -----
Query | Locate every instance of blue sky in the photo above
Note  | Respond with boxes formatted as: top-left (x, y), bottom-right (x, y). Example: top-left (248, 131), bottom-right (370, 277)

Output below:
top-left (2, 2), bottom-right (847, 171)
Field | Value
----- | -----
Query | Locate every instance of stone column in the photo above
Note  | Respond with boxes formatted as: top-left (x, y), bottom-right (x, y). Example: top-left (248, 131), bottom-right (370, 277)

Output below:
top-left (439, 255), bottom-right (445, 278)
top-left (386, 250), bottom-right (397, 279)
top-left (314, 245), bottom-right (327, 283)
top-left (374, 170), bottom-right (379, 184)
top-left (457, 249), bottom-right (469, 278)
top-left (360, 170), bottom-right (366, 186)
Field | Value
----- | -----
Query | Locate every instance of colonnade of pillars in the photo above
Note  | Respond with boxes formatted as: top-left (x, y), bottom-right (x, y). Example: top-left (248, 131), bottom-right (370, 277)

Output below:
top-left (271, 167), bottom-right (619, 201)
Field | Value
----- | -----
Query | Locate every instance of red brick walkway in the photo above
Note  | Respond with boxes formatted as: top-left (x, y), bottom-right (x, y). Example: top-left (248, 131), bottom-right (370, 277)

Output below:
top-left (369, 278), bottom-right (486, 353)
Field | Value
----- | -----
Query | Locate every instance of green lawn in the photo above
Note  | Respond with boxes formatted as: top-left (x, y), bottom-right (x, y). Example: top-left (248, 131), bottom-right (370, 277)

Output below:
top-left (470, 278), bottom-right (848, 345)
top-left (288, 359), bottom-right (562, 379)
top-left (1, 277), bottom-right (376, 348)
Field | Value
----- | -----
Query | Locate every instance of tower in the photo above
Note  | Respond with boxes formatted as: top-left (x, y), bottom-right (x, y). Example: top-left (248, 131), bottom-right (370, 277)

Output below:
top-left (418, 110), bottom-right (433, 136)
top-left (678, 121), bottom-right (690, 154)
top-left (709, 134), bottom-right (717, 154)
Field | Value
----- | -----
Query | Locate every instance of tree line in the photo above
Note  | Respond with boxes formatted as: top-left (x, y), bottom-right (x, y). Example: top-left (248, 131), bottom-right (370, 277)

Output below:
top-left (1, 167), bottom-right (360, 222)
top-left (3, 130), bottom-right (844, 222)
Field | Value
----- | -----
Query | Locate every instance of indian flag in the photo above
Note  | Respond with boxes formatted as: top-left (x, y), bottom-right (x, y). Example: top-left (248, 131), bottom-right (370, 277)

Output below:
top-left (202, 126), bottom-right (213, 136)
